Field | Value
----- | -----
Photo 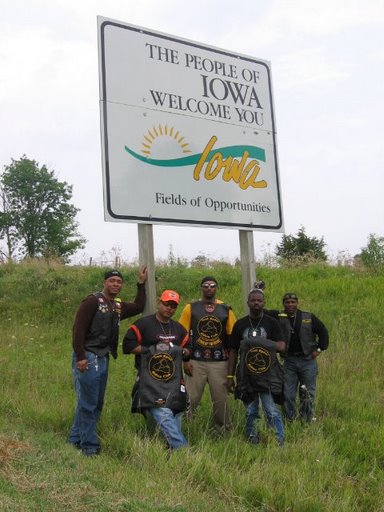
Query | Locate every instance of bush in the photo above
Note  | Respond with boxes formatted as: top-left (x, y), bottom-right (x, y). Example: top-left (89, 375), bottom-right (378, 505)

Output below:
top-left (275, 226), bottom-right (327, 262)
top-left (358, 233), bottom-right (384, 270)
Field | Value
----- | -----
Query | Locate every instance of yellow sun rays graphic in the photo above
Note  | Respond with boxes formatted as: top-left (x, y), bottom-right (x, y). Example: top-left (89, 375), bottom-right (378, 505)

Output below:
top-left (141, 124), bottom-right (191, 157)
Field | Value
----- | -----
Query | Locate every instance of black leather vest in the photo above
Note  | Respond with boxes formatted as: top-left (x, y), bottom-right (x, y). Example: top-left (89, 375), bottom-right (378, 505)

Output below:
top-left (278, 311), bottom-right (316, 358)
top-left (190, 301), bottom-right (230, 361)
top-left (132, 344), bottom-right (187, 413)
top-left (84, 293), bottom-right (121, 357)
top-left (235, 336), bottom-right (283, 404)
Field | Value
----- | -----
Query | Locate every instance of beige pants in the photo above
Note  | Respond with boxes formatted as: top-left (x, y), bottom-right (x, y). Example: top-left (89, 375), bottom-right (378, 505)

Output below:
top-left (185, 360), bottom-right (232, 432)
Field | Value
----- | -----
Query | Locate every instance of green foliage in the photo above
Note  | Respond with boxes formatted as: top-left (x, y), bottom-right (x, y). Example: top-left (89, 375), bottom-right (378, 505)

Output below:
top-left (358, 233), bottom-right (384, 270)
top-left (1, 261), bottom-right (384, 511)
top-left (276, 226), bottom-right (327, 262)
top-left (0, 156), bottom-right (86, 261)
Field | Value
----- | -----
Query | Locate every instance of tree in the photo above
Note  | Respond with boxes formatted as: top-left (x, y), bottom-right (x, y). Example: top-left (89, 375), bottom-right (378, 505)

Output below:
top-left (275, 226), bottom-right (327, 262)
top-left (0, 185), bottom-right (16, 261)
top-left (0, 156), bottom-right (86, 261)
top-left (358, 234), bottom-right (384, 270)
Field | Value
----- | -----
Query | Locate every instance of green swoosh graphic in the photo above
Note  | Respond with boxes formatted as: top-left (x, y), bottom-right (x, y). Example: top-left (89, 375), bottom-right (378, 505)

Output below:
top-left (124, 145), bottom-right (266, 167)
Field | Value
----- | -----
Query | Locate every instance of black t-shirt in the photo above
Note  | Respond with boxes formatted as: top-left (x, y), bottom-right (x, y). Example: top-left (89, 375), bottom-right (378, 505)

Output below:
top-left (123, 314), bottom-right (191, 368)
top-left (230, 313), bottom-right (283, 350)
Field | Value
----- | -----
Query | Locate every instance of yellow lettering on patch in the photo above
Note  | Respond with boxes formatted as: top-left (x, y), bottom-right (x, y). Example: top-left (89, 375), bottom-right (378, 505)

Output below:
top-left (193, 136), bottom-right (267, 190)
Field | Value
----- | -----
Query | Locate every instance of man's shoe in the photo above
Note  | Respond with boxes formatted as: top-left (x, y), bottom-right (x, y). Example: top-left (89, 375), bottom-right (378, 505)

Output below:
top-left (248, 434), bottom-right (260, 445)
top-left (82, 448), bottom-right (101, 457)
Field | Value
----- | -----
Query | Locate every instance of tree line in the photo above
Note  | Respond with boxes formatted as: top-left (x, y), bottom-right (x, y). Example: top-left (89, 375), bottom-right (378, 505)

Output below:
top-left (1, 156), bottom-right (383, 268)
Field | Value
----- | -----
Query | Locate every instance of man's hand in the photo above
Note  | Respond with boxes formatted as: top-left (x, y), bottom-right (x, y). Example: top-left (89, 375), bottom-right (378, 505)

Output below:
top-left (311, 350), bottom-right (321, 359)
top-left (76, 359), bottom-right (88, 372)
top-left (138, 265), bottom-right (148, 284)
top-left (183, 361), bottom-right (193, 376)
top-left (226, 376), bottom-right (235, 393)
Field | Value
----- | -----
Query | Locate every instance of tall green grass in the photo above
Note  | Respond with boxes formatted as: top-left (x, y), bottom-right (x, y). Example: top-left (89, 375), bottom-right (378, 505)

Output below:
top-left (0, 260), bottom-right (383, 511)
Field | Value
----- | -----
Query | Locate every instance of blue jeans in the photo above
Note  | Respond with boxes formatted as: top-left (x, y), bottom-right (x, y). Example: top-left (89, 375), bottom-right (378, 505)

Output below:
top-left (68, 351), bottom-right (109, 454)
top-left (284, 357), bottom-right (318, 422)
top-left (244, 392), bottom-right (284, 444)
top-left (149, 407), bottom-right (188, 450)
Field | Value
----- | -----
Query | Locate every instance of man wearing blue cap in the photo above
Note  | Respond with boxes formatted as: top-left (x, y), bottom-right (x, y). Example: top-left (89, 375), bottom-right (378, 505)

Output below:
top-left (68, 266), bottom-right (147, 456)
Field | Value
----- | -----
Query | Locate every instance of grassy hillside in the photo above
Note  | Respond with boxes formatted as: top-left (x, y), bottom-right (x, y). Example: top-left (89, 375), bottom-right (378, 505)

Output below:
top-left (0, 261), bottom-right (383, 511)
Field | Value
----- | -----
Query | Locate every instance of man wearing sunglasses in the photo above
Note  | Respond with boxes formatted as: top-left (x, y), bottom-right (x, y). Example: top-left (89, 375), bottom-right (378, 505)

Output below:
top-left (179, 276), bottom-right (236, 433)
top-left (261, 288), bottom-right (329, 423)
top-left (123, 290), bottom-right (191, 449)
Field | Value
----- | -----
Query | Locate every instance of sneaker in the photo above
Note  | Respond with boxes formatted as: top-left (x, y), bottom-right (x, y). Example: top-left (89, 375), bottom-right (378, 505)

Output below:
top-left (82, 448), bottom-right (101, 457)
top-left (248, 434), bottom-right (260, 445)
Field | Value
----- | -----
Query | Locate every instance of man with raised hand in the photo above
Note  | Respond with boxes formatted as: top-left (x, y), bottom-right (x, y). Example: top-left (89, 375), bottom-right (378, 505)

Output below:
top-left (179, 276), bottom-right (236, 434)
top-left (68, 266), bottom-right (147, 456)
top-left (123, 290), bottom-right (191, 450)
top-left (228, 289), bottom-right (286, 446)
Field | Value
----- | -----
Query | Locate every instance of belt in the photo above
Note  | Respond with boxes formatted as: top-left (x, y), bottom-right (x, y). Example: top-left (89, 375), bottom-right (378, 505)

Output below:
top-left (288, 352), bottom-right (305, 357)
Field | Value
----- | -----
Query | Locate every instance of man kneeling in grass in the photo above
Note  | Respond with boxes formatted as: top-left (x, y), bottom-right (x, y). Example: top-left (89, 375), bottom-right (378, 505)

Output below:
top-left (123, 290), bottom-right (192, 450)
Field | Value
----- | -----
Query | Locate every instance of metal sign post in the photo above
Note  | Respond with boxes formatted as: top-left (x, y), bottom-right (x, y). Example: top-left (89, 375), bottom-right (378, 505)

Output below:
top-left (239, 230), bottom-right (256, 314)
top-left (138, 224), bottom-right (157, 314)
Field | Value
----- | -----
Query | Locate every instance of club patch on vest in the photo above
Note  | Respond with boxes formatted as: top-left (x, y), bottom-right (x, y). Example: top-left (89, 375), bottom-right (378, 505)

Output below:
top-left (148, 353), bottom-right (175, 381)
top-left (197, 315), bottom-right (223, 347)
top-left (245, 347), bottom-right (271, 374)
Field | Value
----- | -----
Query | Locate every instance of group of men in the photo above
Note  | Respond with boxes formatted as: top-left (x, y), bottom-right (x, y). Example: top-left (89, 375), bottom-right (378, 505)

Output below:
top-left (68, 269), bottom-right (328, 456)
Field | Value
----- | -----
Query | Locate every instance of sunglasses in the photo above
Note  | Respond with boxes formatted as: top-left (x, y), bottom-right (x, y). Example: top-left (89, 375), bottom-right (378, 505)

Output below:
top-left (201, 283), bottom-right (217, 289)
top-left (161, 301), bottom-right (178, 309)
top-left (283, 294), bottom-right (298, 301)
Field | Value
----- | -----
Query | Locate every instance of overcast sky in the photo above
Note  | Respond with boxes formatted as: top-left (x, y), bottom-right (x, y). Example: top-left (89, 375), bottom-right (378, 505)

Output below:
top-left (1, 0), bottom-right (383, 264)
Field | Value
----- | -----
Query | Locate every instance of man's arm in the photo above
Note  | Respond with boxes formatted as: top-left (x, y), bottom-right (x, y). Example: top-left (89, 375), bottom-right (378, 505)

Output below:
top-left (179, 305), bottom-right (193, 375)
top-left (178, 303), bottom-right (192, 331)
top-left (120, 266), bottom-right (148, 319)
top-left (227, 347), bottom-right (238, 377)
top-left (226, 321), bottom-right (242, 391)
top-left (226, 348), bottom-right (238, 393)
top-left (121, 283), bottom-right (146, 319)
top-left (122, 324), bottom-right (143, 354)
top-left (72, 296), bottom-right (98, 368)
top-left (312, 313), bottom-right (329, 351)
top-left (226, 307), bottom-right (237, 334)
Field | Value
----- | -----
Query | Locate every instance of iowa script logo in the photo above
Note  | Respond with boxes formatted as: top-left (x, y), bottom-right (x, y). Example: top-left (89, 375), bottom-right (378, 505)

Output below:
top-left (125, 127), bottom-right (268, 191)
